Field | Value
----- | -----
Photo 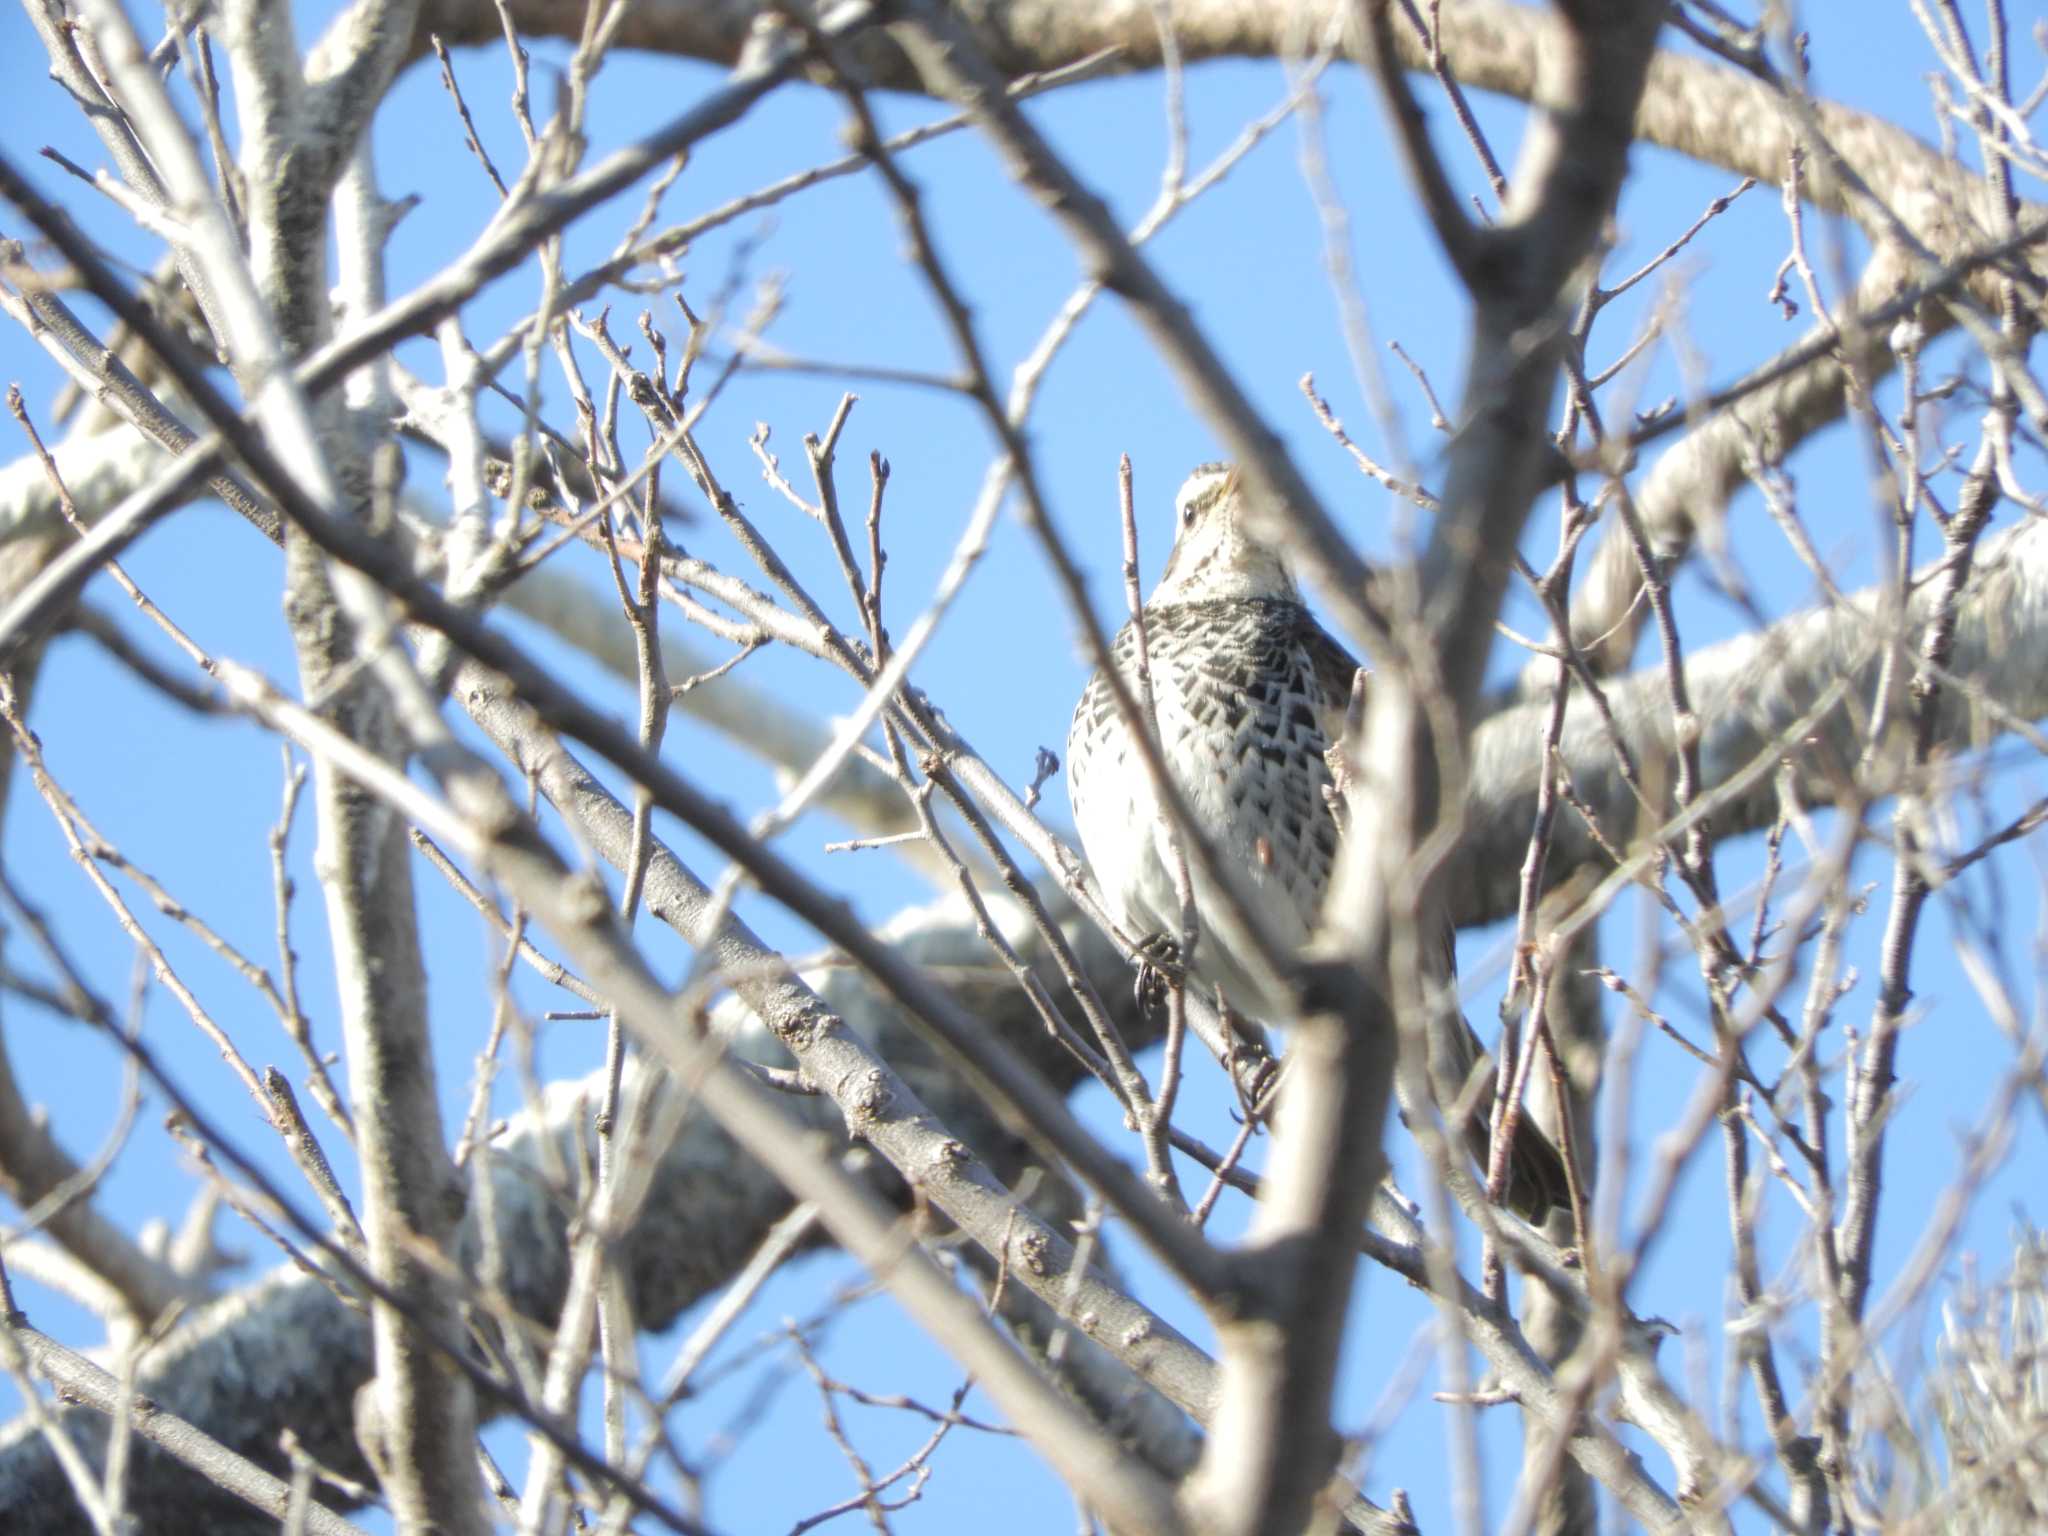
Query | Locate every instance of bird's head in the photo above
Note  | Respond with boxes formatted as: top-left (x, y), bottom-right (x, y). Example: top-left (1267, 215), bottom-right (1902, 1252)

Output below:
top-left (1151, 462), bottom-right (1300, 605)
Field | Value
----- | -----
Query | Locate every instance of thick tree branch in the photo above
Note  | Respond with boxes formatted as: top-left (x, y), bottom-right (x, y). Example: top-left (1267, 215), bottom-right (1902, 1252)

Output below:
top-left (1455, 513), bottom-right (2048, 927)
top-left (405, 1), bottom-right (2040, 286)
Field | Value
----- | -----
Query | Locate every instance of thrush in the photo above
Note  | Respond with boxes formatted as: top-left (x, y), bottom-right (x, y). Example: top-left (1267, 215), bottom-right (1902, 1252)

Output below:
top-left (1066, 462), bottom-right (1569, 1220)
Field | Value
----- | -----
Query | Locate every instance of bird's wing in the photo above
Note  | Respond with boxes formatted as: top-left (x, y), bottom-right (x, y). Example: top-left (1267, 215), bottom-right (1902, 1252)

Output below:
top-left (1295, 613), bottom-right (1366, 743)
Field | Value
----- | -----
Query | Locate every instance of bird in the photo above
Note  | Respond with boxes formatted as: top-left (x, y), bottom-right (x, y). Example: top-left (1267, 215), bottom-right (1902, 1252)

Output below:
top-left (1066, 462), bottom-right (1570, 1220)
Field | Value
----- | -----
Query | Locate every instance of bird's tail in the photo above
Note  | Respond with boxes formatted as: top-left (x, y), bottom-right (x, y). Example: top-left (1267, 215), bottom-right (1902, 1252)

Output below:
top-left (1429, 1008), bottom-right (1576, 1226)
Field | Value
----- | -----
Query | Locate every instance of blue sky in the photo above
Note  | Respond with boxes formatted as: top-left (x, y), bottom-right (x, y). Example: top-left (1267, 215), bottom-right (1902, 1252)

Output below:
top-left (2, 3), bottom-right (2044, 1532)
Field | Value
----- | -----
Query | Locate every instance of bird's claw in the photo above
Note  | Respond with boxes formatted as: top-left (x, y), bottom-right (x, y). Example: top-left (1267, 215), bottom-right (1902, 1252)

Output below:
top-left (1221, 1005), bottom-right (1277, 1120)
top-left (1132, 933), bottom-right (1184, 1017)
top-left (1231, 1043), bottom-right (1278, 1111)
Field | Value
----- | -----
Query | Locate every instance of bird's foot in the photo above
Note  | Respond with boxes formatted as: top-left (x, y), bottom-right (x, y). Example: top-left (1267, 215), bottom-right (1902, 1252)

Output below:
top-left (1220, 1001), bottom-right (1278, 1121)
top-left (1132, 933), bottom-right (1184, 1017)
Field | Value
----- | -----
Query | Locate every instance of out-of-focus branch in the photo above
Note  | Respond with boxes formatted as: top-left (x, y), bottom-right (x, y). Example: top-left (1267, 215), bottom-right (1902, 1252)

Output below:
top-left (1174, 1), bottom-right (1669, 1530)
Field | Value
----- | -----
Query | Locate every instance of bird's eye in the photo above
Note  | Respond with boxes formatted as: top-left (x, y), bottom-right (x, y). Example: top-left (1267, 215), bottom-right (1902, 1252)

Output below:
top-left (1180, 503), bottom-right (1198, 527)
